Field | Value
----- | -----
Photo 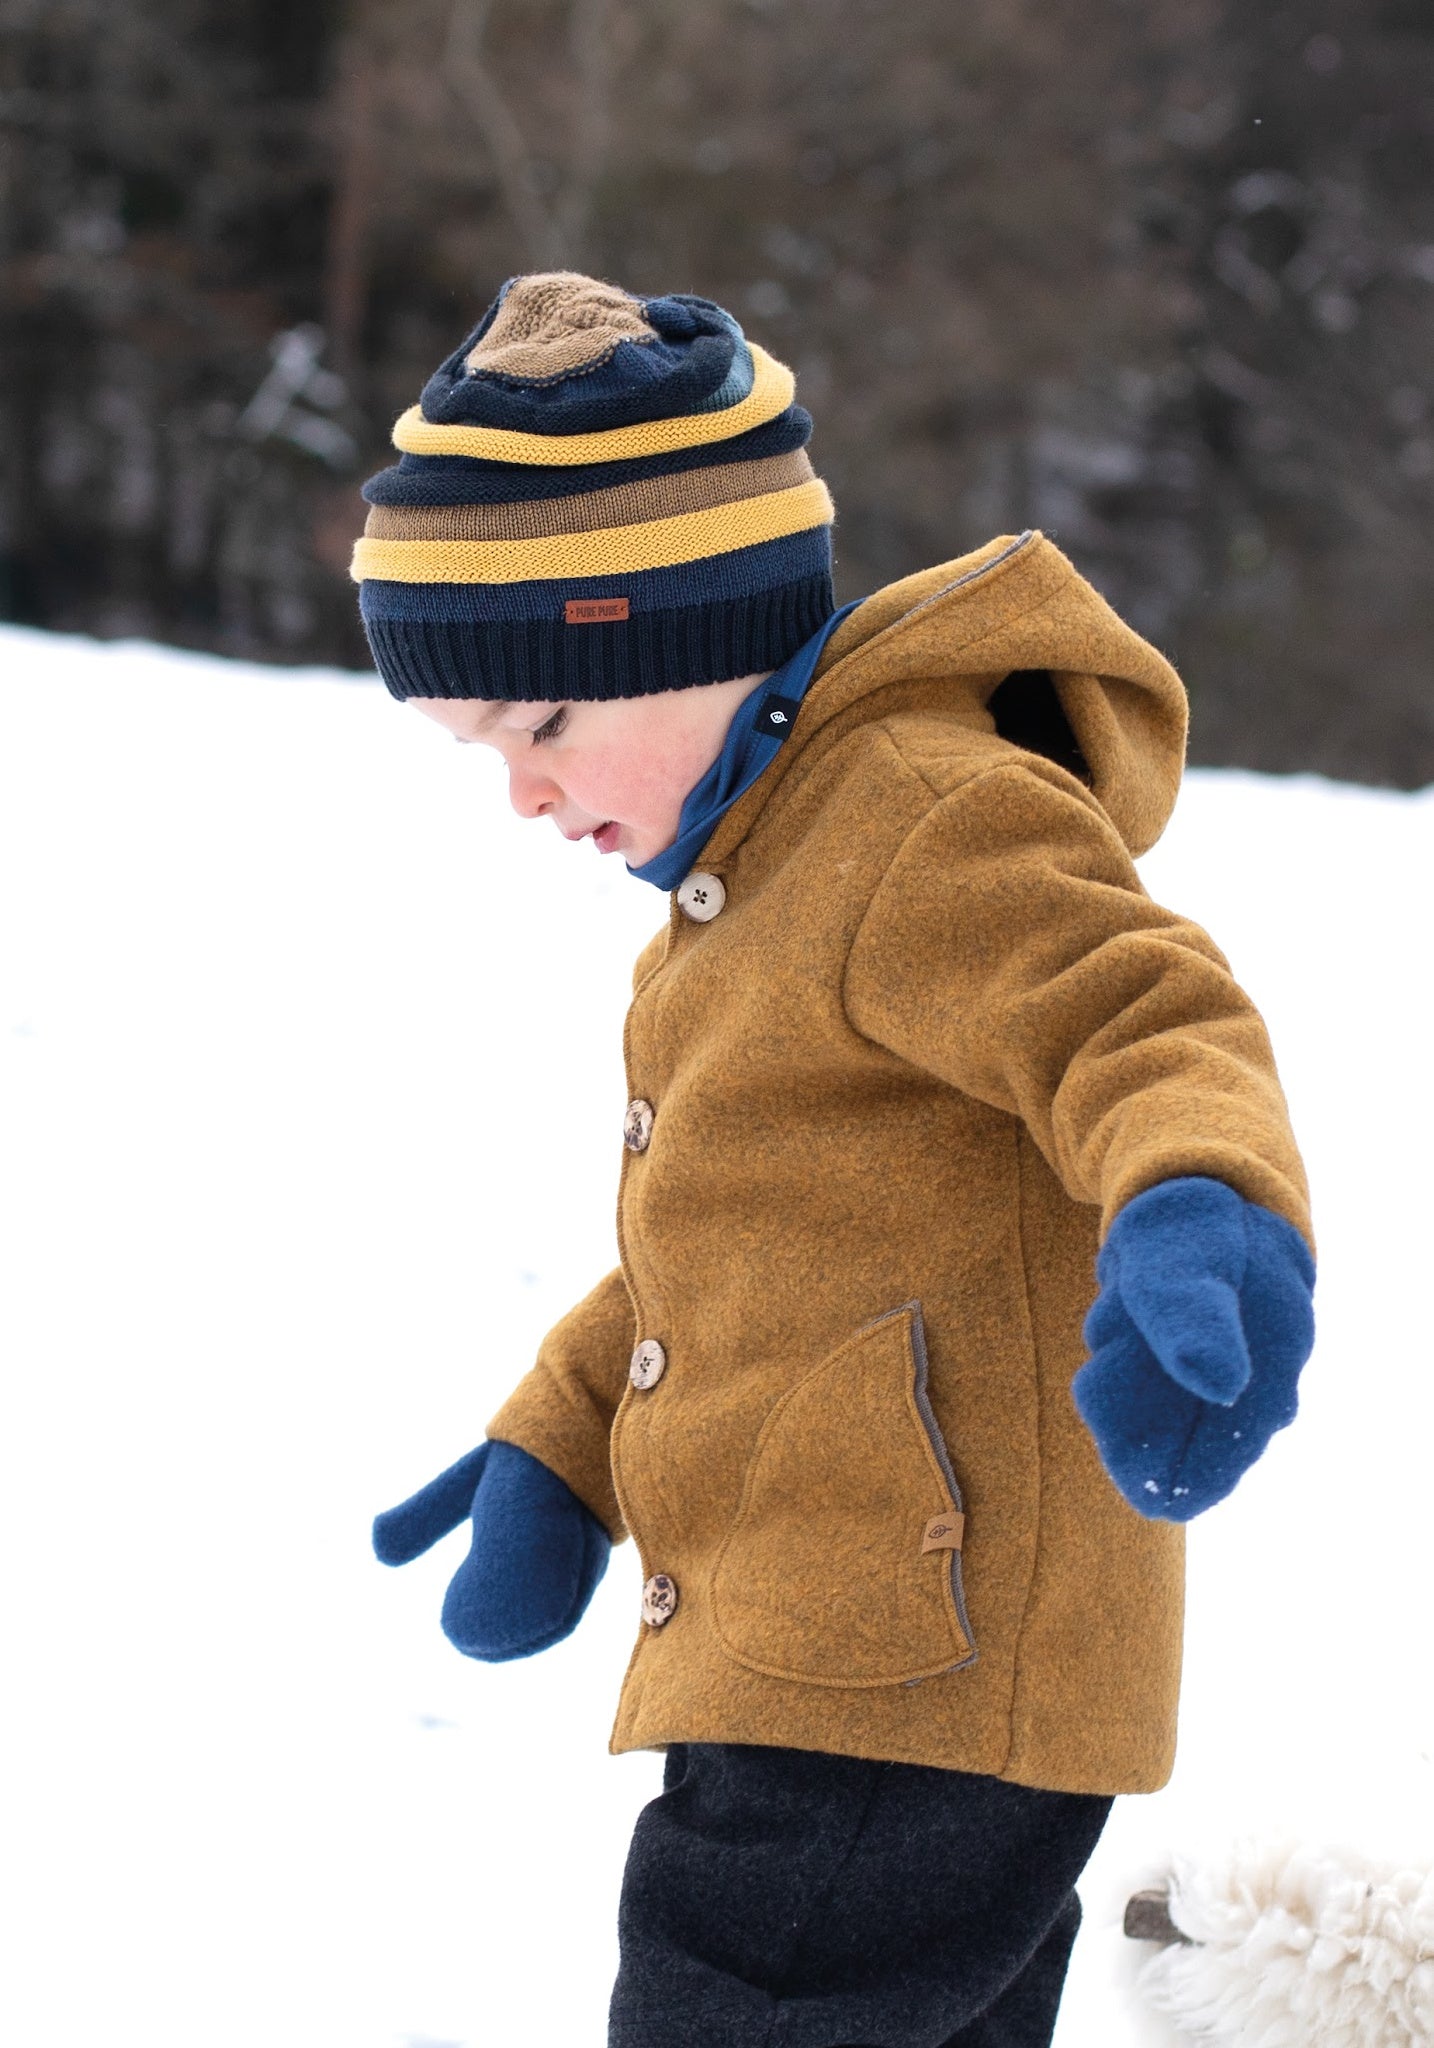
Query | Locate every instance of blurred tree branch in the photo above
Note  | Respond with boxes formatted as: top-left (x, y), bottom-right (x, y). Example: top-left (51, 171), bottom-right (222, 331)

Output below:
top-left (324, 31), bottom-right (378, 375)
top-left (443, 0), bottom-right (615, 271)
top-left (559, 0), bottom-right (615, 257)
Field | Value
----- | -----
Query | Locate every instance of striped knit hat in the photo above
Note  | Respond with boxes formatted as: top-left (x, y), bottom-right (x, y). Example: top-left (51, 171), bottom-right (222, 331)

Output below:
top-left (351, 271), bottom-right (835, 701)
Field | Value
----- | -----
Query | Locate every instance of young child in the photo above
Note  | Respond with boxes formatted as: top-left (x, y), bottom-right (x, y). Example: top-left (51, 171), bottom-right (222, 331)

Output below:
top-left (358, 271), bottom-right (1315, 2048)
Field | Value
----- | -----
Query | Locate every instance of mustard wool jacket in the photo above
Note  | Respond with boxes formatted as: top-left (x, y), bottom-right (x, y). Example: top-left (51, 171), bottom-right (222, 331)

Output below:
top-left (487, 530), bottom-right (1313, 1796)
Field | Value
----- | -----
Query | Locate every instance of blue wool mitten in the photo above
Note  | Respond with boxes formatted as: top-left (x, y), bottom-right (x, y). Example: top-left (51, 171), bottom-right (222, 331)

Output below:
top-left (373, 1439), bottom-right (610, 1659)
top-left (1072, 1176), bottom-right (1315, 1522)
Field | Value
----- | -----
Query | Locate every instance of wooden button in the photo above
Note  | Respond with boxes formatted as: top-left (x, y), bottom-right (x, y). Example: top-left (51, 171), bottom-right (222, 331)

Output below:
top-left (676, 871), bottom-right (726, 922)
top-left (630, 1339), bottom-right (667, 1390)
top-left (642, 1574), bottom-right (678, 1627)
top-left (623, 1098), bottom-right (654, 1152)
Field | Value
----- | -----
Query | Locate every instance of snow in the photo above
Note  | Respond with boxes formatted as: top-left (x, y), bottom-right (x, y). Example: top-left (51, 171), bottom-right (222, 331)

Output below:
top-left (1, 621), bottom-right (1431, 2048)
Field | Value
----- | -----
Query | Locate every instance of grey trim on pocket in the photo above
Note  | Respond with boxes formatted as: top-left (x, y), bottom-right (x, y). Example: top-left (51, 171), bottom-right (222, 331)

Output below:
top-left (861, 1299), bottom-right (978, 1675)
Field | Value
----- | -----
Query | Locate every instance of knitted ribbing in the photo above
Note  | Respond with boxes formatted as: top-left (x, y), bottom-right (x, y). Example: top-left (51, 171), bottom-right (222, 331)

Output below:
top-left (353, 481), bottom-right (833, 586)
top-left (390, 344), bottom-right (791, 464)
top-left (351, 272), bottom-right (835, 701)
top-left (363, 449), bottom-right (814, 541)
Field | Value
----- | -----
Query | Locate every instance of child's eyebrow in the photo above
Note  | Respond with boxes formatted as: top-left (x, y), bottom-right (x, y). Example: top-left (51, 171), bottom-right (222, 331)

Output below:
top-left (451, 700), bottom-right (557, 742)
top-left (453, 703), bottom-right (511, 742)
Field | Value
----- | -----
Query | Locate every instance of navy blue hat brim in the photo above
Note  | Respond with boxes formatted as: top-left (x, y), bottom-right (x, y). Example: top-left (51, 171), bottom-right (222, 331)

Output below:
top-left (361, 531), bottom-right (835, 702)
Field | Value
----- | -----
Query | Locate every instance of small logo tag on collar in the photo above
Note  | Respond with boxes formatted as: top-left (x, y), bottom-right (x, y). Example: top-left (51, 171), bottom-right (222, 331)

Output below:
top-left (565, 597), bottom-right (629, 624)
top-left (755, 693), bottom-right (802, 740)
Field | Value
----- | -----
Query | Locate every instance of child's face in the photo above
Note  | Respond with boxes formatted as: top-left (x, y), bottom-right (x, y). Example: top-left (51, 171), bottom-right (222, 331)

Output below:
top-left (411, 672), bottom-right (770, 866)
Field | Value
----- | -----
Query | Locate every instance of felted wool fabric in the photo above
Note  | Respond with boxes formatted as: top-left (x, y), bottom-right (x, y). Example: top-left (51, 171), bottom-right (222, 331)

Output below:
top-left (351, 271), bottom-right (836, 702)
top-left (1073, 1176), bottom-right (1316, 1522)
top-left (485, 530), bottom-right (1314, 1795)
top-left (373, 1437), bottom-right (610, 1658)
top-left (372, 1438), bottom-right (493, 1564)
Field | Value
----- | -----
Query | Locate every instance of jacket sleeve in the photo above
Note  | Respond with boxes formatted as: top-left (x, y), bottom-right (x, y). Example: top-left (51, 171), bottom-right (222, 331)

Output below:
top-left (485, 1265), bottom-right (635, 1542)
top-left (843, 760), bottom-right (1313, 1249)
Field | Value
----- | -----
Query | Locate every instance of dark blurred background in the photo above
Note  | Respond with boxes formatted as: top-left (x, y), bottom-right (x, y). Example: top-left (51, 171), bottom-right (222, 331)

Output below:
top-left (2, 0), bottom-right (1430, 784)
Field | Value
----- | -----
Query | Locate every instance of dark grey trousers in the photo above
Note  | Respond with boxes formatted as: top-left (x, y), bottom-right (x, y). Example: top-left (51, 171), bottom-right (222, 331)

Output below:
top-left (608, 1742), bottom-right (1113, 2048)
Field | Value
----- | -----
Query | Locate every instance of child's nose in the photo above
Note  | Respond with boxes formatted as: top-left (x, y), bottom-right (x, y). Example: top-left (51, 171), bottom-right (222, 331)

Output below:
top-left (506, 758), bottom-right (559, 821)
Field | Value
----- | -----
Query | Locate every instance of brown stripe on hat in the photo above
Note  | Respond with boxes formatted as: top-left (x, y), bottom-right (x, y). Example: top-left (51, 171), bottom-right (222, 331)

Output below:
top-left (363, 449), bottom-right (815, 544)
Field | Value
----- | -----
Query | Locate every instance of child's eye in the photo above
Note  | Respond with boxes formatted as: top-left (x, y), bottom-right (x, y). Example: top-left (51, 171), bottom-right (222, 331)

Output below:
top-left (531, 706), bottom-right (568, 746)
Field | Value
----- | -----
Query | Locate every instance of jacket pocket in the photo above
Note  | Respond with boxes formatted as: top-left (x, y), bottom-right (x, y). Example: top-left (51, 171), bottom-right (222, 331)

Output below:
top-left (711, 1301), bottom-right (977, 1688)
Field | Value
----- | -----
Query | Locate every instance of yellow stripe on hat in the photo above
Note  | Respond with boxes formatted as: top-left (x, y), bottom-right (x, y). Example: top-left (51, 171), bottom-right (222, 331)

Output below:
top-left (390, 344), bottom-right (796, 465)
top-left (350, 478), bottom-right (833, 585)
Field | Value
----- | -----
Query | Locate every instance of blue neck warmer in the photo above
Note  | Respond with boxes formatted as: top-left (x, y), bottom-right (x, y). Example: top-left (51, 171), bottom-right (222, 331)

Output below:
top-left (627, 600), bottom-right (862, 891)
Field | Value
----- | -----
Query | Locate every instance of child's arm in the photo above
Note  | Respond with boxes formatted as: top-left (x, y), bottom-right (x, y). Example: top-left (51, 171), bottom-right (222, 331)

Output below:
top-left (486, 1264), bottom-right (635, 1540)
top-left (843, 757), bottom-right (1314, 1517)
top-left (843, 758), bottom-right (1311, 1240)
top-left (373, 1267), bottom-right (634, 1658)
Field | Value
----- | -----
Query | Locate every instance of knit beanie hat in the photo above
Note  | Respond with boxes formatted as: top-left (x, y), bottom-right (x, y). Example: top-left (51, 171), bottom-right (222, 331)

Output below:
top-left (351, 271), bottom-right (835, 702)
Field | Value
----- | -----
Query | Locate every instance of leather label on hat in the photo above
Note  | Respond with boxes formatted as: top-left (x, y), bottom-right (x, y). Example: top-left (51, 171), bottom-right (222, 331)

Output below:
top-left (921, 1511), bottom-right (965, 1553)
top-left (565, 597), bottom-right (630, 624)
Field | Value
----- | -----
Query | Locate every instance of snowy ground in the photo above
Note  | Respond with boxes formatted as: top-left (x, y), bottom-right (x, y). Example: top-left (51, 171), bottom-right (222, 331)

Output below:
top-left (2, 622), bottom-right (1431, 2048)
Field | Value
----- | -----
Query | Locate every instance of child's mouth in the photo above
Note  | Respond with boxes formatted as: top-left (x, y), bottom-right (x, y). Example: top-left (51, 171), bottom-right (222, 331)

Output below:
top-left (593, 821), bottom-right (621, 853)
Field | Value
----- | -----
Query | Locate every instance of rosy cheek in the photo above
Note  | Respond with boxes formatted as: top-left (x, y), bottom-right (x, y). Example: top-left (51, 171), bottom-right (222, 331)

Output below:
top-left (581, 748), bottom-right (657, 812)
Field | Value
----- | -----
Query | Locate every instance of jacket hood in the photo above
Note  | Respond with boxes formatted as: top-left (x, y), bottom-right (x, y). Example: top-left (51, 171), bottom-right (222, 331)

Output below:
top-left (785, 531), bottom-right (1188, 858)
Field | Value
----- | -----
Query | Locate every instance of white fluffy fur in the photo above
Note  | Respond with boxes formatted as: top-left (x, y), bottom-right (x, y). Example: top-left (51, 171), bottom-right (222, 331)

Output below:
top-left (1137, 1839), bottom-right (1434, 2046)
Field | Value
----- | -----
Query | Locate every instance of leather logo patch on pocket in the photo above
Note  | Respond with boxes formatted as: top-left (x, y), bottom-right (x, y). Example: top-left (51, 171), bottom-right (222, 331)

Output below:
top-left (711, 1302), bottom-right (976, 1689)
top-left (922, 1511), bottom-right (965, 1552)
